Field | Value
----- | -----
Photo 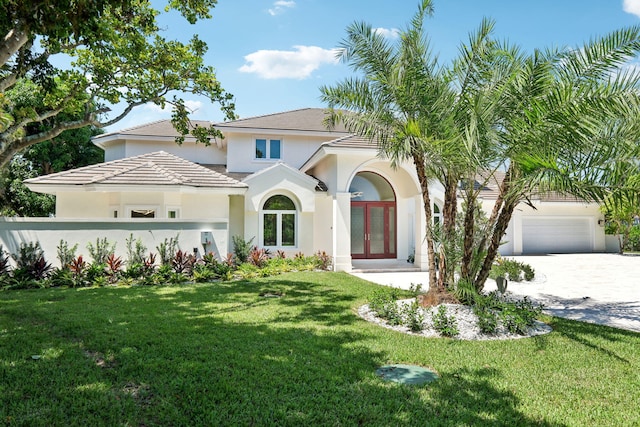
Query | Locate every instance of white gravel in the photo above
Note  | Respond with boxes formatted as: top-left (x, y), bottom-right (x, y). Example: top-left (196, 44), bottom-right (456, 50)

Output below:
top-left (358, 298), bottom-right (553, 341)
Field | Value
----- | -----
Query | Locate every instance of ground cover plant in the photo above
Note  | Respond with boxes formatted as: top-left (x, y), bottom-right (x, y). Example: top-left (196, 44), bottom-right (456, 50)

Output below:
top-left (1, 272), bottom-right (639, 426)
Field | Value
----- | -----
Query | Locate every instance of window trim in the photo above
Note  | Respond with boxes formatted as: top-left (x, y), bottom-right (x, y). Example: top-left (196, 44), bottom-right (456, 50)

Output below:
top-left (260, 194), bottom-right (297, 248)
top-left (254, 137), bottom-right (282, 161)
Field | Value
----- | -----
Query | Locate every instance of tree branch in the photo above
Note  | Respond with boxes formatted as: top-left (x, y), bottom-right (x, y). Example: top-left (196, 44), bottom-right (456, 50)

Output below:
top-left (0, 26), bottom-right (30, 67)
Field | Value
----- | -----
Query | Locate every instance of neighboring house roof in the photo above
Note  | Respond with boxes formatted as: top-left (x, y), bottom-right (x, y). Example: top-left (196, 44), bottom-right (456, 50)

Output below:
top-left (475, 171), bottom-right (589, 203)
top-left (93, 120), bottom-right (214, 149)
top-left (215, 108), bottom-right (351, 134)
top-left (25, 151), bottom-right (247, 193)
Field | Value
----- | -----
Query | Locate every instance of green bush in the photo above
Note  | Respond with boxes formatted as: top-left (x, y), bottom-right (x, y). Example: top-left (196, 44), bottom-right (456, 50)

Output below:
top-left (56, 240), bottom-right (78, 269)
top-left (11, 242), bottom-right (52, 281)
top-left (232, 236), bottom-right (254, 264)
top-left (624, 226), bottom-right (640, 251)
top-left (431, 305), bottom-right (458, 337)
top-left (86, 237), bottom-right (115, 264)
top-left (402, 300), bottom-right (425, 332)
top-left (490, 258), bottom-right (535, 282)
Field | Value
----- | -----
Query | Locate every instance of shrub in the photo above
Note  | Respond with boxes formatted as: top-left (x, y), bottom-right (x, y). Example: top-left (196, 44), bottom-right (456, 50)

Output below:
top-left (499, 297), bottom-right (543, 335)
top-left (12, 242), bottom-right (52, 281)
top-left (402, 300), bottom-right (425, 332)
top-left (143, 253), bottom-right (157, 275)
top-left (69, 255), bottom-right (88, 287)
top-left (86, 263), bottom-right (107, 286)
top-left (452, 278), bottom-right (478, 305)
top-left (314, 251), bottom-right (332, 271)
top-left (87, 237), bottom-right (115, 264)
top-left (49, 268), bottom-right (74, 288)
top-left (172, 250), bottom-right (195, 274)
top-left (56, 240), bottom-right (78, 269)
top-left (0, 245), bottom-right (10, 277)
top-left (106, 254), bottom-right (123, 283)
top-left (232, 235), bottom-right (254, 264)
top-left (192, 264), bottom-right (217, 283)
top-left (431, 305), bottom-right (458, 337)
top-left (624, 226), bottom-right (640, 251)
top-left (125, 234), bottom-right (147, 266)
top-left (248, 246), bottom-right (269, 267)
top-left (369, 289), bottom-right (403, 325)
top-left (472, 296), bottom-right (499, 335)
top-left (490, 258), bottom-right (535, 282)
top-left (157, 234), bottom-right (180, 265)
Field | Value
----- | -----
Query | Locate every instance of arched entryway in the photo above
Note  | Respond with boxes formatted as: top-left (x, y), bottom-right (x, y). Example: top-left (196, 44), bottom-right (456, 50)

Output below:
top-left (349, 172), bottom-right (396, 259)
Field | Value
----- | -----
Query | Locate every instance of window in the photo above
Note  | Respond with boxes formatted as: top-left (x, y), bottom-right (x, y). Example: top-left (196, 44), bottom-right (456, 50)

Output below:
top-left (255, 138), bottom-right (281, 160)
top-left (167, 208), bottom-right (180, 219)
top-left (131, 209), bottom-right (155, 218)
top-left (433, 203), bottom-right (442, 226)
top-left (262, 195), bottom-right (296, 247)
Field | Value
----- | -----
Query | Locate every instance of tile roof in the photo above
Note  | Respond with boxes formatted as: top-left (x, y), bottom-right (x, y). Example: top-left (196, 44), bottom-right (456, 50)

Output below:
top-left (215, 108), bottom-right (351, 133)
top-left (24, 151), bottom-right (247, 189)
top-left (97, 120), bottom-right (213, 139)
top-left (324, 134), bottom-right (378, 149)
top-left (475, 171), bottom-right (589, 202)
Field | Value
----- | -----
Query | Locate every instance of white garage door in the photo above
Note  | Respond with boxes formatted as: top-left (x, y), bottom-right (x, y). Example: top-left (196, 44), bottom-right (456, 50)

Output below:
top-left (522, 218), bottom-right (593, 254)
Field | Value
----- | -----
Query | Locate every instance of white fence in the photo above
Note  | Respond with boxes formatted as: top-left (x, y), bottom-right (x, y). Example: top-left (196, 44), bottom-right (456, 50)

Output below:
top-left (0, 218), bottom-right (230, 267)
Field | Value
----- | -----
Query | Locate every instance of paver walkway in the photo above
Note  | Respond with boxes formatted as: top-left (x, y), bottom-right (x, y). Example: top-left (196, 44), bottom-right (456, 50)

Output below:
top-left (352, 253), bottom-right (640, 333)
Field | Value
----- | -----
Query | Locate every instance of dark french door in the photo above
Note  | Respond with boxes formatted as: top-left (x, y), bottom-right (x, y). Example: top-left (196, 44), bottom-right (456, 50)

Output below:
top-left (351, 201), bottom-right (396, 259)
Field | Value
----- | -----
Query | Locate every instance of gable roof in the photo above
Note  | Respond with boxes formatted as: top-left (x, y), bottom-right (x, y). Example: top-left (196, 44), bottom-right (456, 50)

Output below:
top-left (25, 151), bottom-right (247, 193)
top-left (95, 120), bottom-right (212, 140)
top-left (215, 108), bottom-right (350, 134)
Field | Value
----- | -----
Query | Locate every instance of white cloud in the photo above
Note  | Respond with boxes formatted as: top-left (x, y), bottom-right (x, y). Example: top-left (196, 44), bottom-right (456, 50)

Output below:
top-left (268, 0), bottom-right (296, 16)
top-left (623, 0), bottom-right (640, 18)
top-left (239, 46), bottom-right (340, 79)
top-left (373, 27), bottom-right (400, 39)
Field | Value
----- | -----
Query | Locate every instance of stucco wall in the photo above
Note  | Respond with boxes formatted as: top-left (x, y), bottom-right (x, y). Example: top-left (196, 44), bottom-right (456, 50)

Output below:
top-left (0, 218), bottom-right (229, 268)
top-left (225, 132), bottom-right (329, 173)
top-left (103, 139), bottom-right (227, 164)
top-left (54, 192), bottom-right (232, 221)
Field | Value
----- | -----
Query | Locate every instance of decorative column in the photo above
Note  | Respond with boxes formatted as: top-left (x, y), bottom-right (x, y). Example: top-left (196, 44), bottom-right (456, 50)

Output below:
top-left (333, 192), bottom-right (353, 272)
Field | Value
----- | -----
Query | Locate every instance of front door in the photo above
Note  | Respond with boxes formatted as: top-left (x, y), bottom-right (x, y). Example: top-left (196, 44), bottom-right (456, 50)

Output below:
top-left (351, 201), bottom-right (396, 259)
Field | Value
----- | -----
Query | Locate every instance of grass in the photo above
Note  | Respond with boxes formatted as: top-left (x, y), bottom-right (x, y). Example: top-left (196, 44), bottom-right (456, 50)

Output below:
top-left (1, 272), bottom-right (639, 426)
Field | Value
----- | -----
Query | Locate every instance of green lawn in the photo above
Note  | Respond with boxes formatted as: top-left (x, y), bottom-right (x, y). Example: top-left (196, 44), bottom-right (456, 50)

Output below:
top-left (1, 272), bottom-right (639, 426)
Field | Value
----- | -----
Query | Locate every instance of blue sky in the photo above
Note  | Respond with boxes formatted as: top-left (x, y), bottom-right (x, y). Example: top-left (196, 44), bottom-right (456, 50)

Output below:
top-left (110, 0), bottom-right (640, 131)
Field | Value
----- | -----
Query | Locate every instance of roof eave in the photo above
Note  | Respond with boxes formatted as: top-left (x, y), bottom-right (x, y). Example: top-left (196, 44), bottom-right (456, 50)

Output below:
top-left (25, 183), bottom-right (248, 195)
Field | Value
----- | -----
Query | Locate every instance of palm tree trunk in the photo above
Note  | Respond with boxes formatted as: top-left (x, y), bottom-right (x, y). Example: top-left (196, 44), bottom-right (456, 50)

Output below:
top-left (459, 189), bottom-right (475, 281)
top-left (412, 152), bottom-right (438, 289)
top-left (438, 173), bottom-right (458, 289)
top-left (474, 196), bottom-right (518, 290)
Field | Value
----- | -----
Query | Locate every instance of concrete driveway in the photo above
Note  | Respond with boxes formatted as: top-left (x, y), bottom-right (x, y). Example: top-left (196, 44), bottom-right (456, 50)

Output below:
top-left (351, 253), bottom-right (640, 333)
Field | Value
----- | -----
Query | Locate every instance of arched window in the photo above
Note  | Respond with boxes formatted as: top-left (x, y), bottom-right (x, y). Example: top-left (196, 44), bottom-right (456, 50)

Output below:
top-left (262, 195), bottom-right (296, 247)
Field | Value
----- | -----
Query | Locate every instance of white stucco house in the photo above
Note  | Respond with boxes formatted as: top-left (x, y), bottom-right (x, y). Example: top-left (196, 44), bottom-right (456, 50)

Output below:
top-left (19, 108), bottom-right (606, 271)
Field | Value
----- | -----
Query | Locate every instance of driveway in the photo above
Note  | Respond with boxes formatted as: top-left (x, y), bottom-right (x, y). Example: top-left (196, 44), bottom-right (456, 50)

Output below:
top-left (351, 253), bottom-right (640, 333)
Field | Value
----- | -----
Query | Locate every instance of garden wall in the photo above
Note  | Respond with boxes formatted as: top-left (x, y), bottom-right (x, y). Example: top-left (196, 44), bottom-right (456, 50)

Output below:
top-left (0, 218), bottom-right (229, 267)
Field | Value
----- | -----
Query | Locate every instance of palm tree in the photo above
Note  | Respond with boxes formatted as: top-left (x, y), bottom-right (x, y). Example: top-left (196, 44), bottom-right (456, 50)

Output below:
top-left (321, 0), bottom-right (510, 293)
top-left (462, 27), bottom-right (640, 289)
top-left (321, 0), bottom-right (448, 291)
top-left (323, 0), bottom-right (640, 296)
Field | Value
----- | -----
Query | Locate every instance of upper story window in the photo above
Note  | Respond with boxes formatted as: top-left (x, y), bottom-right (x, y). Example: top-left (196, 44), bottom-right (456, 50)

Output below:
top-left (255, 138), bottom-right (281, 160)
